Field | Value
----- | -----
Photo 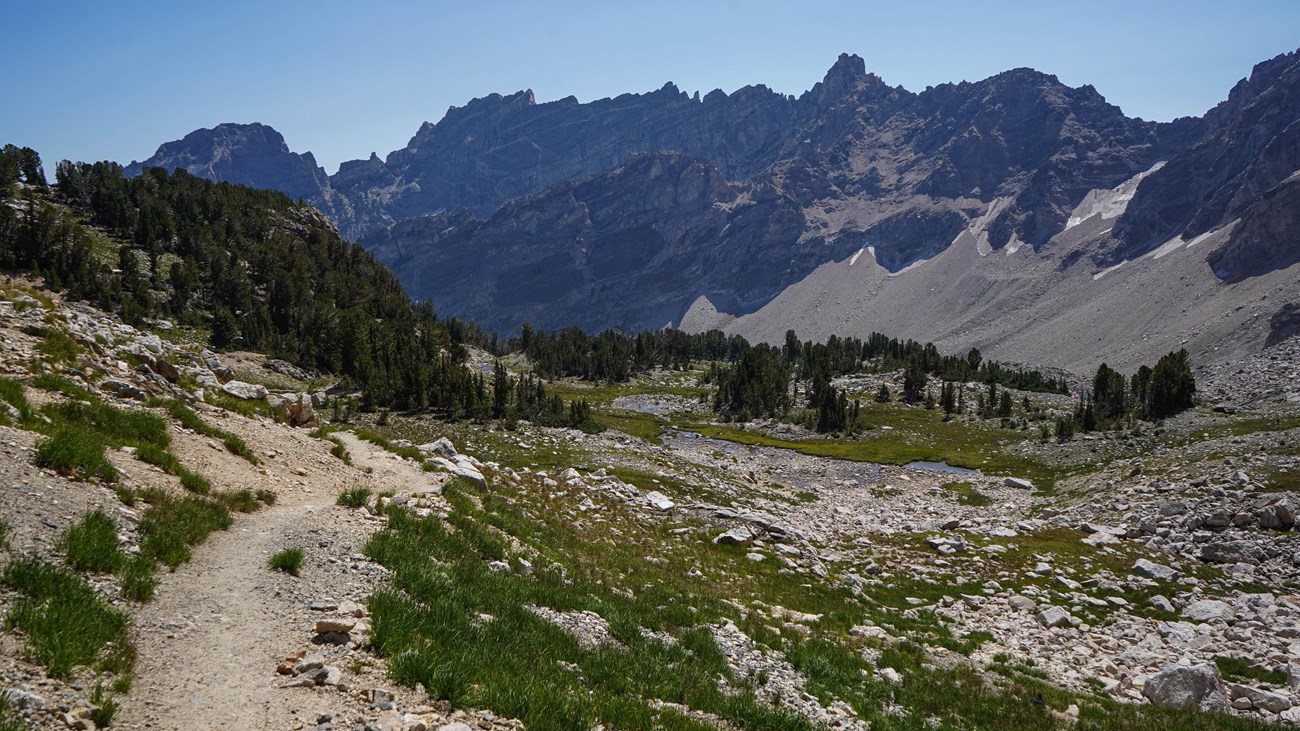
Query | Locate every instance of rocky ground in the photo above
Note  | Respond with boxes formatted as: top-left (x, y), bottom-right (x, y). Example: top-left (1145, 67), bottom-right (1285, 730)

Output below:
top-left (0, 276), bottom-right (1299, 729)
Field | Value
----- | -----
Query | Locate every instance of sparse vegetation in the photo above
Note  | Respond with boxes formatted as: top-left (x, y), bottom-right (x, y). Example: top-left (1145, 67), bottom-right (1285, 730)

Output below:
top-left (138, 493), bottom-right (233, 568)
top-left (56, 510), bottom-right (123, 573)
top-left (337, 486), bottom-right (373, 508)
top-left (1, 556), bottom-right (133, 679)
top-left (269, 547), bottom-right (304, 576)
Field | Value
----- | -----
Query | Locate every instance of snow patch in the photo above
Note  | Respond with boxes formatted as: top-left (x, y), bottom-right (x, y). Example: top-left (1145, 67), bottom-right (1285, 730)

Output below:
top-left (1092, 260), bottom-right (1127, 281)
top-left (1005, 234), bottom-right (1026, 255)
top-left (848, 248), bottom-right (866, 267)
top-left (1149, 226), bottom-right (1223, 260)
top-left (1065, 161), bottom-right (1166, 230)
top-left (955, 197), bottom-right (1014, 256)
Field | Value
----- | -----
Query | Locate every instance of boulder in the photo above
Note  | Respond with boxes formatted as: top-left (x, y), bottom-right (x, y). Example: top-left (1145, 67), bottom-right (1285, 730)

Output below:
top-left (99, 378), bottom-right (147, 400)
top-left (271, 392), bottom-right (318, 427)
top-left (1141, 663), bottom-right (1229, 712)
top-left (1182, 599), bottom-right (1233, 623)
top-left (221, 380), bottom-right (268, 400)
top-left (1004, 477), bottom-right (1034, 491)
top-left (714, 527), bottom-right (753, 546)
top-left (1256, 499), bottom-right (1295, 531)
top-left (201, 349), bottom-right (234, 381)
top-left (315, 618), bottom-right (357, 634)
top-left (418, 437), bottom-right (458, 458)
top-left (644, 491), bottom-right (675, 511)
top-left (1132, 558), bottom-right (1180, 582)
top-left (1036, 606), bottom-right (1073, 628)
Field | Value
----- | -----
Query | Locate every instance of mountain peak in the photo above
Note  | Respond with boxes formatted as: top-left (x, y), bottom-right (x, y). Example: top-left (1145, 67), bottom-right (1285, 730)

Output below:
top-left (825, 52), bottom-right (867, 84)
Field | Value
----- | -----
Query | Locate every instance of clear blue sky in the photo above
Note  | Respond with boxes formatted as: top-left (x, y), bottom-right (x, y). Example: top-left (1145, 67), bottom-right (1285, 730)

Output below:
top-left (5, 1), bottom-right (1298, 174)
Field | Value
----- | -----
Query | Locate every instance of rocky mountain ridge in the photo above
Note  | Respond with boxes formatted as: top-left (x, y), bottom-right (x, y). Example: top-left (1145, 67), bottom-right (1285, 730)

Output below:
top-left (125, 50), bottom-right (1300, 367)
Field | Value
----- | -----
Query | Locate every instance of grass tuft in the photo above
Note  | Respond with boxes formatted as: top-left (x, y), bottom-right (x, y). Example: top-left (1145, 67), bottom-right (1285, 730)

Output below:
top-left (138, 494), bottom-right (233, 568)
top-left (269, 547), bottom-right (304, 576)
top-left (56, 510), bottom-right (123, 573)
top-left (35, 425), bottom-right (118, 482)
top-left (337, 486), bottom-right (372, 508)
top-left (1, 556), bottom-right (133, 679)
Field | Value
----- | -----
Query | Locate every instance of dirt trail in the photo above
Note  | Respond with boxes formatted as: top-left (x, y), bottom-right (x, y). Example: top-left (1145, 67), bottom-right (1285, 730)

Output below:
top-left (115, 428), bottom-right (428, 731)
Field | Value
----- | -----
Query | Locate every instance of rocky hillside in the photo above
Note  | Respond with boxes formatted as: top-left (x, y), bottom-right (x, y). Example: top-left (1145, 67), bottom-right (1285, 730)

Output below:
top-left (126, 50), bottom-right (1300, 367)
top-left (2, 277), bottom-right (1299, 730)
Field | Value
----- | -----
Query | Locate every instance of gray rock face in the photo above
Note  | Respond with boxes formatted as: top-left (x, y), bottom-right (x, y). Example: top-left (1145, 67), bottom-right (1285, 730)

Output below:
top-left (124, 123), bottom-right (352, 226)
top-left (126, 50), bottom-right (1300, 337)
top-left (1141, 663), bottom-right (1230, 712)
top-left (1115, 49), bottom-right (1300, 282)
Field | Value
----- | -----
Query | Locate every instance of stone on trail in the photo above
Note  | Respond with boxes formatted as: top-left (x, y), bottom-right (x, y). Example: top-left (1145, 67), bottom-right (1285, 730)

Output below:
top-left (315, 618), bottom-right (357, 634)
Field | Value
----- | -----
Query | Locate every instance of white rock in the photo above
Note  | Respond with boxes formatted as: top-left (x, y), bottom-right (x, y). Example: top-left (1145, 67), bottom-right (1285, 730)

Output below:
top-left (1036, 606), bottom-right (1073, 628)
top-left (221, 380), bottom-right (268, 400)
top-left (644, 491), bottom-right (675, 510)
top-left (1182, 599), bottom-right (1233, 623)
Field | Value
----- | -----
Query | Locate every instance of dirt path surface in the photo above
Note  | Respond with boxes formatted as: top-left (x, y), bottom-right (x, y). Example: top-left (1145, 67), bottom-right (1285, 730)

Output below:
top-left (115, 426), bottom-right (402, 731)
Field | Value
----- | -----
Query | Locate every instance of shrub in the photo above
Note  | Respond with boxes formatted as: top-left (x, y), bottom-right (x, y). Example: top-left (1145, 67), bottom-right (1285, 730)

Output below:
top-left (337, 486), bottom-right (372, 508)
top-left (269, 548), bottom-right (304, 576)
top-left (56, 510), bottom-right (123, 573)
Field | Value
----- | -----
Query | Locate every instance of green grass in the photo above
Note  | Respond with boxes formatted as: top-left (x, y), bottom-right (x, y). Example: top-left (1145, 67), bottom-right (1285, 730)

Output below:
top-left (595, 410), bottom-right (664, 442)
top-left (35, 328), bottom-right (83, 364)
top-left (366, 500), bottom-right (816, 731)
top-left (42, 400), bottom-right (169, 449)
top-left (939, 481), bottom-right (992, 507)
top-left (255, 489), bottom-right (277, 506)
top-left (119, 554), bottom-right (157, 602)
top-left (35, 425), bottom-right (118, 482)
top-left (138, 493), bottom-right (233, 568)
top-left (31, 372), bottom-right (96, 400)
top-left (1, 556), bottom-right (133, 679)
top-left (338, 486), bottom-right (373, 508)
top-left (1214, 656), bottom-right (1288, 685)
top-left (0, 691), bottom-right (31, 731)
top-left (216, 488), bottom-right (260, 513)
top-left (682, 408), bottom-right (1064, 490)
top-left (269, 547), bottom-right (304, 576)
top-left (180, 470), bottom-right (212, 494)
top-left (0, 378), bottom-right (33, 421)
top-left (355, 428), bottom-right (424, 461)
top-left (56, 510), bottom-right (123, 573)
top-left (152, 399), bottom-right (259, 465)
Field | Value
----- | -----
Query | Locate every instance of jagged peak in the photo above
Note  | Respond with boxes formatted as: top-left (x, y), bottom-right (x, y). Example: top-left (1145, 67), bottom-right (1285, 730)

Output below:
top-left (825, 52), bottom-right (867, 84)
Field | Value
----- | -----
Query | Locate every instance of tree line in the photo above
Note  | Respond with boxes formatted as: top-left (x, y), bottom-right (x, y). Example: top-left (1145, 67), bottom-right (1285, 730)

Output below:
top-left (0, 148), bottom-right (592, 428)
